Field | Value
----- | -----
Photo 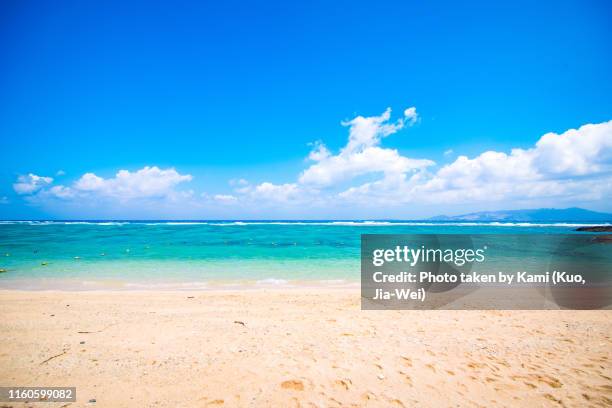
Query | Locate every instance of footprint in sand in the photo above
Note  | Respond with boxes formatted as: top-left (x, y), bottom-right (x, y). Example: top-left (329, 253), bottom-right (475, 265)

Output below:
top-left (400, 356), bottom-right (413, 367)
top-left (281, 380), bottom-right (304, 391)
top-left (334, 379), bottom-right (352, 390)
top-left (530, 374), bottom-right (562, 388)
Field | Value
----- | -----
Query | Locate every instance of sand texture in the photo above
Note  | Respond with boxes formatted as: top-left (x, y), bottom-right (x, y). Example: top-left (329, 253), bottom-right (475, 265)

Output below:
top-left (0, 289), bottom-right (610, 407)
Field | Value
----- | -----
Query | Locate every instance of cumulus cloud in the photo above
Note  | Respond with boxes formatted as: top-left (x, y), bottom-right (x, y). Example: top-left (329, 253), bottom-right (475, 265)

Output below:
top-left (12, 166), bottom-right (194, 211)
top-left (48, 185), bottom-right (75, 199)
top-left (341, 107), bottom-right (417, 154)
top-left (307, 141), bottom-right (331, 161)
top-left (341, 120), bottom-right (612, 205)
top-left (213, 194), bottom-right (238, 203)
top-left (13, 174), bottom-right (53, 194)
top-left (230, 106), bottom-right (430, 206)
top-left (299, 107), bottom-right (433, 187)
top-left (236, 107), bottom-right (612, 212)
top-left (250, 182), bottom-right (302, 202)
top-left (437, 122), bottom-right (612, 184)
top-left (404, 107), bottom-right (418, 125)
top-left (10, 107), bottom-right (612, 217)
top-left (73, 166), bottom-right (192, 199)
top-left (425, 121), bottom-right (612, 194)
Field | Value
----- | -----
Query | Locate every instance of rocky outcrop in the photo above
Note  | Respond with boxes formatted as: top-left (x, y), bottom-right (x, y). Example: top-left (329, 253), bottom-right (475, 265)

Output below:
top-left (575, 226), bottom-right (612, 232)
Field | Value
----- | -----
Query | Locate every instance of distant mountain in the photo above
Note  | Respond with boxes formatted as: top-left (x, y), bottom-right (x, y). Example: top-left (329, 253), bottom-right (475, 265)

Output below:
top-left (429, 207), bottom-right (612, 222)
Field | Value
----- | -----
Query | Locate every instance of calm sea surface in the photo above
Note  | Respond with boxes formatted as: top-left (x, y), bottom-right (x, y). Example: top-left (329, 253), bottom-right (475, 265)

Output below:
top-left (0, 221), bottom-right (606, 289)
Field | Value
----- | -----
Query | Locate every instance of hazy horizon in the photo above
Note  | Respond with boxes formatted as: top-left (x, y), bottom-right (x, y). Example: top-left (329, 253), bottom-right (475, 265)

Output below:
top-left (1, 206), bottom-right (611, 223)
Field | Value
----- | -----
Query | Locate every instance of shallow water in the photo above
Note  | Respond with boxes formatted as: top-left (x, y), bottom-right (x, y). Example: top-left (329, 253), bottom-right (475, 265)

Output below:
top-left (0, 220), bottom-right (605, 289)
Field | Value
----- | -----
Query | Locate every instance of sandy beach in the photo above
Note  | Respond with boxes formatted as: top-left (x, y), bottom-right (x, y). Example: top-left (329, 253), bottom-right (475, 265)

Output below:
top-left (0, 289), bottom-right (610, 407)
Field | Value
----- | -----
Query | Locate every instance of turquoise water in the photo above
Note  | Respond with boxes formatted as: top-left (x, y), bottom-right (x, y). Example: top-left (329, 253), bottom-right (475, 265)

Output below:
top-left (0, 221), bottom-right (605, 289)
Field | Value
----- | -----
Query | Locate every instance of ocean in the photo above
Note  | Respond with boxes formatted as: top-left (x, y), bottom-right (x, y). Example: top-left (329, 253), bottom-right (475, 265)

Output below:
top-left (0, 220), bottom-right (607, 290)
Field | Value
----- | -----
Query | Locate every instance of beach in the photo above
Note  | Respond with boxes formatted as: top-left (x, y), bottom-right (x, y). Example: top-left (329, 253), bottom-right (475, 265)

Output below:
top-left (1, 289), bottom-right (610, 407)
top-left (3, 1), bottom-right (612, 406)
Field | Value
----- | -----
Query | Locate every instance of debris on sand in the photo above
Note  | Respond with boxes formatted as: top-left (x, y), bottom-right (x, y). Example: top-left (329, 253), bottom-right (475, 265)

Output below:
top-left (40, 349), bottom-right (68, 365)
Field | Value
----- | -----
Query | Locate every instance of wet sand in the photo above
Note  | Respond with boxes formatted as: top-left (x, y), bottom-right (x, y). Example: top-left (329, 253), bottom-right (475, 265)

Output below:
top-left (0, 289), bottom-right (610, 407)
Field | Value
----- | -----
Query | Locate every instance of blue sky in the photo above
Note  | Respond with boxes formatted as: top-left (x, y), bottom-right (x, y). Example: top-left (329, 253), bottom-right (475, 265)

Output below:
top-left (1, 0), bottom-right (611, 219)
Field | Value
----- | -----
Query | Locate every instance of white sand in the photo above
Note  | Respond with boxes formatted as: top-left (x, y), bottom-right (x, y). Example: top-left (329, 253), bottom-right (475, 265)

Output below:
top-left (0, 289), bottom-right (610, 407)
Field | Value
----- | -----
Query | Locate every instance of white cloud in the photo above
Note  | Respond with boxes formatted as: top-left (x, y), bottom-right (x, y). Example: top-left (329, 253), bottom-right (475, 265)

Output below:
top-left (10, 107), bottom-right (612, 217)
top-left (299, 107), bottom-right (433, 187)
top-left (340, 120), bottom-right (612, 205)
top-left (13, 174), bottom-right (53, 194)
top-left (48, 185), bottom-right (75, 199)
top-left (404, 107), bottom-right (418, 125)
top-left (231, 108), bottom-right (611, 211)
top-left (75, 173), bottom-right (105, 191)
top-left (251, 182), bottom-right (302, 202)
top-left (12, 166), bottom-right (195, 216)
top-left (56, 170), bottom-right (66, 176)
top-left (74, 166), bottom-right (192, 199)
top-left (307, 141), bottom-right (331, 161)
top-left (428, 120), bottom-right (612, 192)
top-left (300, 146), bottom-right (433, 187)
top-left (213, 194), bottom-right (238, 203)
top-left (340, 107), bottom-right (415, 154)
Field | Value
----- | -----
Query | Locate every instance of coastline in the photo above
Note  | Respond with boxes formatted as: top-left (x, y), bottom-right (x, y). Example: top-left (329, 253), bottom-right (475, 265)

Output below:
top-left (1, 289), bottom-right (610, 407)
top-left (0, 278), bottom-right (361, 291)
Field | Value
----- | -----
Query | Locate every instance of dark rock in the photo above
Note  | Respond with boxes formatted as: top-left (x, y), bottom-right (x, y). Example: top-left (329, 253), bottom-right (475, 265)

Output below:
top-left (592, 234), bottom-right (612, 243)
top-left (575, 226), bottom-right (612, 232)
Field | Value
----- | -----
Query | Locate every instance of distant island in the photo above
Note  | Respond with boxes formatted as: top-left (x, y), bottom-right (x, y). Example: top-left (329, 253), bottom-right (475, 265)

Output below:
top-left (429, 207), bottom-right (612, 222)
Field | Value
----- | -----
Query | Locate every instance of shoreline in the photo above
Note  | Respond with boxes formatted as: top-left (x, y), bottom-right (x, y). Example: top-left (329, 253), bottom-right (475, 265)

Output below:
top-left (0, 278), bottom-right (362, 291)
